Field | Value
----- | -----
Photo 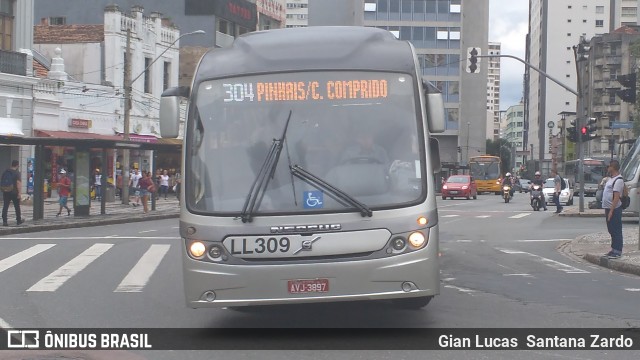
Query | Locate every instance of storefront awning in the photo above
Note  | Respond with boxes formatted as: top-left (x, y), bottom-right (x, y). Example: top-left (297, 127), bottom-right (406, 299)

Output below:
top-left (35, 130), bottom-right (124, 141)
top-left (156, 138), bottom-right (183, 145)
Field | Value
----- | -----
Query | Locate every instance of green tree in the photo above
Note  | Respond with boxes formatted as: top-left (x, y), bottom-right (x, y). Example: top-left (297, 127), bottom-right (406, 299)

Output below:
top-left (486, 139), bottom-right (512, 175)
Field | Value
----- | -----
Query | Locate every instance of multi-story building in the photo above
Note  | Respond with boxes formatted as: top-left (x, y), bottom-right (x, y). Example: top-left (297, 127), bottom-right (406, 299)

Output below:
top-left (360, 0), bottom-right (489, 169)
top-left (584, 25), bottom-right (639, 158)
top-left (610, 0), bottom-right (640, 30)
top-left (285, 0), bottom-right (309, 27)
top-left (0, 0), bottom-right (38, 183)
top-left (487, 42), bottom-right (501, 140)
top-left (526, 0), bottom-right (610, 174)
top-left (502, 102), bottom-right (526, 170)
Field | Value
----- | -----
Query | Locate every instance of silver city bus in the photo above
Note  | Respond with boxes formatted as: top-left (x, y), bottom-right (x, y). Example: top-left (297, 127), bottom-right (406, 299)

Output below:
top-left (159, 26), bottom-right (445, 309)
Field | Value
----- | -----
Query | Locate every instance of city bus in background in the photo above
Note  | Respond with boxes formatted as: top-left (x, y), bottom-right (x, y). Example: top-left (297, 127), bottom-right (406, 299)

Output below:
top-left (468, 155), bottom-right (502, 194)
top-left (564, 158), bottom-right (606, 197)
top-left (620, 138), bottom-right (640, 214)
top-left (159, 27), bottom-right (445, 309)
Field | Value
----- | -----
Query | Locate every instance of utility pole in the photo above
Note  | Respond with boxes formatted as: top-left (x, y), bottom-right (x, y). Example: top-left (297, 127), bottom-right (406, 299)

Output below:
top-left (122, 28), bottom-right (132, 205)
top-left (574, 40), bottom-right (589, 213)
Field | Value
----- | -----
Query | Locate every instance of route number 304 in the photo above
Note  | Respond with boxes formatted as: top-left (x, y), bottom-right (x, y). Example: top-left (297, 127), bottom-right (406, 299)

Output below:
top-left (223, 83), bottom-right (255, 102)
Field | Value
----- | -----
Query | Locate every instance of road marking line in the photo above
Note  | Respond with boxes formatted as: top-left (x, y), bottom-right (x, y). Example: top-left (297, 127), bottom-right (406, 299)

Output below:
top-left (0, 244), bottom-right (56, 273)
top-left (2, 236), bottom-right (178, 240)
top-left (516, 239), bottom-right (572, 242)
top-left (625, 288), bottom-right (640, 292)
top-left (441, 215), bottom-right (460, 218)
top-left (444, 284), bottom-right (476, 293)
top-left (139, 230), bottom-right (157, 234)
top-left (503, 274), bottom-right (534, 277)
top-left (509, 213), bottom-right (531, 219)
top-left (476, 215), bottom-right (491, 218)
top-left (114, 245), bottom-right (171, 292)
top-left (456, 240), bottom-right (473, 243)
top-left (0, 316), bottom-right (12, 329)
top-left (498, 248), bottom-right (590, 274)
top-left (27, 243), bottom-right (113, 292)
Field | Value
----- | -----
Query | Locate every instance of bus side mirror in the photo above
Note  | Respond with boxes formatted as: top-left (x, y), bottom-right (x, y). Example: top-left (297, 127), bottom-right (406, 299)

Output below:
top-left (423, 78), bottom-right (445, 133)
top-left (159, 86), bottom-right (190, 138)
top-left (429, 137), bottom-right (441, 173)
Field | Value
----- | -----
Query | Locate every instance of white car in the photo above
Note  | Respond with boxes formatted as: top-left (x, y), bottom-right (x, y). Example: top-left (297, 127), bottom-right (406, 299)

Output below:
top-left (542, 178), bottom-right (574, 206)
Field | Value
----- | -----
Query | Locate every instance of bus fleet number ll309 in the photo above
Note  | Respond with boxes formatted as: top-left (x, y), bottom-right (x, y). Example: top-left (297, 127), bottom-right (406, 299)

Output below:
top-left (229, 237), bottom-right (291, 255)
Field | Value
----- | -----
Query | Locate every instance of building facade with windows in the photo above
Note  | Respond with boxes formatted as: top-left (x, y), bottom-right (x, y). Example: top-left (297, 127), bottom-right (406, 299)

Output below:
top-left (610, 0), bottom-right (639, 30)
top-left (487, 41), bottom-right (501, 140)
top-left (285, 0), bottom-right (309, 27)
top-left (0, 0), bottom-right (38, 185)
top-left (362, 0), bottom-right (489, 166)
top-left (527, 0), bottom-right (610, 175)
top-left (502, 102), bottom-right (525, 170)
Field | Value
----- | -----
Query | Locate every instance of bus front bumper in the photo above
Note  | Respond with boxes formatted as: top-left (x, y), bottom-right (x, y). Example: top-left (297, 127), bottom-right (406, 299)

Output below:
top-left (182, 245), bottom-right (440, 308)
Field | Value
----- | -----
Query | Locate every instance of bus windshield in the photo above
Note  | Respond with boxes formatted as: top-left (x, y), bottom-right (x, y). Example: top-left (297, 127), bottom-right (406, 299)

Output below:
top-left (187, 71), bottom-right (424, 215)
top-left (469, 158), bottom-right (501, 180)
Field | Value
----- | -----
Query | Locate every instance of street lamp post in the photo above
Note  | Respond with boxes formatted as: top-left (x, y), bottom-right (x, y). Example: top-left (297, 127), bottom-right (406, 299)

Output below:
top-left (121, 29), bottom-right (205, 205)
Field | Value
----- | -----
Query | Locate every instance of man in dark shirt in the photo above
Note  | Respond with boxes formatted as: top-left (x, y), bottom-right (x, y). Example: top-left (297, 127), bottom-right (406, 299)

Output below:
top-left (2, 160), bottom-right (23, 226)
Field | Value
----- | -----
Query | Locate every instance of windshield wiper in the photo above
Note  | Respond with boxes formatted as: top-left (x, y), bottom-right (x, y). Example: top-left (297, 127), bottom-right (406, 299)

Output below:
top-left (240, 110), bottom-right (293, 223)
top-left (290, 165), bottom-right (373, 217)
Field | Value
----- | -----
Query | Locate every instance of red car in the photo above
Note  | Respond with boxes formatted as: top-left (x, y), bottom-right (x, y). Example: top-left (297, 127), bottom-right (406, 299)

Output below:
top-left (441, 175), bottom-right (478, 200)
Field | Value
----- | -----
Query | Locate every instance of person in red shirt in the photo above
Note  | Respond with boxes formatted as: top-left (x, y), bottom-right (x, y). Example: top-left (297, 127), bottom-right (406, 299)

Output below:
top-left (57, 169), bottom-right (72, 217)
top-left (138, 171), bottom-right (155, 213)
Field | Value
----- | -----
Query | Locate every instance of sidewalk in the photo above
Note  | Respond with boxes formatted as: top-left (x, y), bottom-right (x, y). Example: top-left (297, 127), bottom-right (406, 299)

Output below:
top-left (0, 195), bottom-right (179, 236)
top-left (558, 206), bottom-right (638, 217)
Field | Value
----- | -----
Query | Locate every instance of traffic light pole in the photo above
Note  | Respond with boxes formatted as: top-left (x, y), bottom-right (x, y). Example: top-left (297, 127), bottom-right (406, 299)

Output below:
top-left (477, 53), bottom-right (585, 212)
top-left (573, 45), bottom-right (586, 213)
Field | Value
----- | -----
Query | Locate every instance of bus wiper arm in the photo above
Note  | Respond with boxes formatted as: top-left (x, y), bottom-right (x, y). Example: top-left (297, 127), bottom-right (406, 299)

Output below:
top-left (240, 110), bottom-right (293, 223)
top-left (290, 165), bottom-right (373, 217)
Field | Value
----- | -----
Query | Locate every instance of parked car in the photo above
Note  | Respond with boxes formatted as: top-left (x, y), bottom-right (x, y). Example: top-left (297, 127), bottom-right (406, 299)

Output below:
top-left (518, 179), bottom-right (531, 193)
top-left (542, 178), bottom-right (574, 205)
top-left (441, 175), bottom-right (478, 200)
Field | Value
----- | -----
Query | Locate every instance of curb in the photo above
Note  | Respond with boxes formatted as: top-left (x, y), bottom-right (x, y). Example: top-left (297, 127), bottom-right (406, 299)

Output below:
top-left (0, 213), bottom-right (179, 236)
top-left (558, 212), bottom-right (638, 218)
top-left (583, 252), bottom-right (640, 276)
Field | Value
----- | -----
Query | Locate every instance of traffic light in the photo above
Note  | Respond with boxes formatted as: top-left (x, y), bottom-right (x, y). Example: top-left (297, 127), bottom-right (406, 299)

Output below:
top-left (457, 146), bottom-right (461, 153)
top-left (584, 117), bottom-right (598, 141)
top-left (466, 47), bottom-right (481, 73)
top-left (616, 73), bottom-right (636, 103)
top-left (566, 126), bottom-right (577, 143)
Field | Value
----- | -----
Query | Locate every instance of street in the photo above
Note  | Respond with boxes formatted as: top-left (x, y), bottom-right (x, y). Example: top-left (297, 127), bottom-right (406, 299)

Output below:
top-left (1, 194), bottom-right (640, 359)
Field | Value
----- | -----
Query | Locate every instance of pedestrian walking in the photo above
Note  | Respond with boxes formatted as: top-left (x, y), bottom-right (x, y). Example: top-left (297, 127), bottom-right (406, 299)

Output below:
top-left (56, 169), bottom-right (72, 217)
top-left (602, 160), bottom-right (624, 259)
top-left (551, 169), bottom-right (563, 213)
top-left (1, 160), bottom-right (24, 226)
top-left (94, 169), bottom-right (102, 200)
top-left (129, 169), bottom-right (142, 207)
top-left (138, 171), bottom-right (155, 214)
top-left (174, 172), bottom-right (181, 203)
top-left (160, 170), bottom-right (170, 199)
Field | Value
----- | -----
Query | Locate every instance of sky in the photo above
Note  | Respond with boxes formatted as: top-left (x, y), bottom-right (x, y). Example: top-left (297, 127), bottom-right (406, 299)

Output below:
top-left (488, 0), bottom-right (529, 110)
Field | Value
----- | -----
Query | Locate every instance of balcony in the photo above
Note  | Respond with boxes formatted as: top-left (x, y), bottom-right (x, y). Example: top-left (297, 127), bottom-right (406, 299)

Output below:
top-left (0, 49), bottom-right (27, 76)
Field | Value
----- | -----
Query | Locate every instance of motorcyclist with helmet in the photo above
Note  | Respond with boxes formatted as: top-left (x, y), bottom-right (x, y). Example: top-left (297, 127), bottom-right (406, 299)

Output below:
top-left (502, 172), bottom-right (515, 198)
top-left (530, 171), bottom-right (548, 211)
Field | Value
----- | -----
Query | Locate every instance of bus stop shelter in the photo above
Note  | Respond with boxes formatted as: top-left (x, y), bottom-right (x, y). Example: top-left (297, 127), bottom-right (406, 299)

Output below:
top-left (0, 134), bottom-right (181, 220)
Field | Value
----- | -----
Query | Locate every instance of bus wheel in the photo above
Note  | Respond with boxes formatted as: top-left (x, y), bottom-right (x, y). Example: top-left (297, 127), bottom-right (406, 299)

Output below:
top-left (392, 296), bottom-right (432, 310)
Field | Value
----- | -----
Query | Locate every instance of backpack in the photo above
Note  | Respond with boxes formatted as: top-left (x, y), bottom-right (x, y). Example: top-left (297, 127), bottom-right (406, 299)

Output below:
top-left (613, 177), bottom-right (630, 210)
top-left (560, 177), bottom-right (567, 190)
top-left (0, 169), bottom-right (15, 193)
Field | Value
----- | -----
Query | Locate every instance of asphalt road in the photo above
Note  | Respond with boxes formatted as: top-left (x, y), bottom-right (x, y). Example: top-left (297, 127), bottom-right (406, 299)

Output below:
top-left (1, 193), bottom-right (639, 359)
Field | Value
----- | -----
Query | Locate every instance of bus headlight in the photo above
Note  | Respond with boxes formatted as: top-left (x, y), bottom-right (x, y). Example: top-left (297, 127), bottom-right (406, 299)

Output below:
top-left (189, 241), bottom-right (206, 258)
top-left (391, 237), bottom-right (406, 250)
top-left (408, 231), bottom-right (426, 249)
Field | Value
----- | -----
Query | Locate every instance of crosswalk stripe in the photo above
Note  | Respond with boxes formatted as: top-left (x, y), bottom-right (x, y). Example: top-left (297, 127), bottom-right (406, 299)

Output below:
top-left (475, 215), bottom-right (491, 218)
top-left (27, 243), bottom-right (113, 292)
top-left (0, 244), bottom-right (56, 273)
top-left (509, 213), bottom-right (531, 219)
top-left (114, 245), bottom-right (171, 293)
top-left (442, 215), bottom-right (460, 218)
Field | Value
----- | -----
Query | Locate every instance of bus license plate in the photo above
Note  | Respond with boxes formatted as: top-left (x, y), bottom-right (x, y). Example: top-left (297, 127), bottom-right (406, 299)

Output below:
top-left (288, 279), bottom-right (329, 293)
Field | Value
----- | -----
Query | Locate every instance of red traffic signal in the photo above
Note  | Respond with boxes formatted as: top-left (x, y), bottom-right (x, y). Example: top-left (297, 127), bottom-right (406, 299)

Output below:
top-left (581, 126), bottom-right (587, 135)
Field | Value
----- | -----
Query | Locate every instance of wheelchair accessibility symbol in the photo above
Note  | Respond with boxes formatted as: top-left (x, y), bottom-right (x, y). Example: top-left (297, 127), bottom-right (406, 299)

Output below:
top-left (304, 191), bottom-right (324, 209)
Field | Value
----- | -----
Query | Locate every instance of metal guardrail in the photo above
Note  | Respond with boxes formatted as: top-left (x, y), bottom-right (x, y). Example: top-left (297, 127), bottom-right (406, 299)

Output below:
top-left (0, 49), bottom-right (27, 76)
